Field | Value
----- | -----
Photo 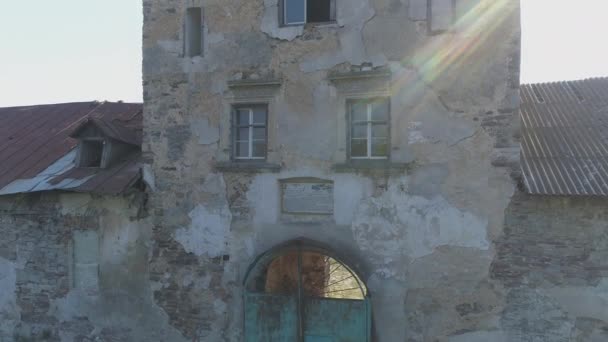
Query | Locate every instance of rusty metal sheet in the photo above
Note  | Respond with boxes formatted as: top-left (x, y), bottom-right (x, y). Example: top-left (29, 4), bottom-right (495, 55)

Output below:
top-left (0, 101), bottom-right (142, 196)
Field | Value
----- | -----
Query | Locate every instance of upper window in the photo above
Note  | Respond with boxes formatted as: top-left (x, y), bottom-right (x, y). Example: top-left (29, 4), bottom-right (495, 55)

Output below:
top-left (283, 0), bottom-right (335, 26)
top-left (233, 105), bottom-right (268, 160)
top-left (185, 7), bottom-right (203, 57)
top-left (349, 98), bottom-right (390, 160)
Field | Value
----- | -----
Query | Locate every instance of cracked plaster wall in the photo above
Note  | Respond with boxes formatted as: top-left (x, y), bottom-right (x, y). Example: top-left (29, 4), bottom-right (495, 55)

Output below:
top-left (143, 0), bottom-right (521, 340)
top-left (0, 192), bottom-right (188, 342)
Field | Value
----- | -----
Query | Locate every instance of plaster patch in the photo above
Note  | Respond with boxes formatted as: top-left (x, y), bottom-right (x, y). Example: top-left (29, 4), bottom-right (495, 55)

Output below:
top-left (202, 173), bottom-right (226, 195)
top-left (334, 175), bottom-right (374, 225)
top-left (352, 177), bottom-right (489, 267)
top-left (191, 118), bottom-right (219, 145)
top-left (296, 0), bottom-right (377, 71)
top-left (174, 204), bottom-right (232, 258)
top-left (546, 279), bottom-right (608, 322)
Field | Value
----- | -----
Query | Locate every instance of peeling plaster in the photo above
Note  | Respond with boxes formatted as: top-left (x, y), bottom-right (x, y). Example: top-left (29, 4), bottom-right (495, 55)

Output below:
top-left (546, 279), bottom-right (608, 322)
top-left (175, 204), bottom-right (232, 258)
top-left (261, 0), bottom-right (304, 41)
top-left (352, 177), bottom-right (489, 269)
top-left (191, 118), bottom-right (220, 145)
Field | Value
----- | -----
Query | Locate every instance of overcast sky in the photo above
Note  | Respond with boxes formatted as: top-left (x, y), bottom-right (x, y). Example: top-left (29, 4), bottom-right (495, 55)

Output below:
top-left (0, 0), bottom-right (607, 107)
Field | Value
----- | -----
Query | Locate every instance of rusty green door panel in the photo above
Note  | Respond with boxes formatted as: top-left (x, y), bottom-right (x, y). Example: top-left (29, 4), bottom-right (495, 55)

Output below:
top-left (244, 293), bottom-right (298, 342)
top-left (304, 297), bottom-right (371, 342)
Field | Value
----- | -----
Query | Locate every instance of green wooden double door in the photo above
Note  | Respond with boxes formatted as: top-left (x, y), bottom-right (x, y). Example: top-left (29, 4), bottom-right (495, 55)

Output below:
top-left (245, 292), bottom-right (371, 342)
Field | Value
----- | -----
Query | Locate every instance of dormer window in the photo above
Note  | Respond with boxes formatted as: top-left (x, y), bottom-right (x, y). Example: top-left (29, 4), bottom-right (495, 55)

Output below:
top-left (282, 0), bottom-right (336, 26)
top-left (78, 140), bottom-right (105, 168)
top-left (70, 117), bottom-right (141, 169)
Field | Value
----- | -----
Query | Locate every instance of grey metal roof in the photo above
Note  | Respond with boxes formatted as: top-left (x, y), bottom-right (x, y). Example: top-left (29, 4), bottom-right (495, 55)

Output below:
top-left (520, 77), bottom-right (608, 196)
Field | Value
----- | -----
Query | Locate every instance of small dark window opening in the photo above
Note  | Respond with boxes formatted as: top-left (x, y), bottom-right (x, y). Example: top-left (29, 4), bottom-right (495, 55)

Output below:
top-left (79, 141), bottom-right (104, 168)
top-left (185, 8), bottom-right (203, 57)
top-left (307, 0), bottom-right (331, 23)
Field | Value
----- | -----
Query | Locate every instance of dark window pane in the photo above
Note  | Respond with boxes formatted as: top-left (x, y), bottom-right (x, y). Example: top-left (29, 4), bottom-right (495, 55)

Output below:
top-left (237, 127), bottom-right (250, 141)
top-left (351, 102), bottom-right (367, 123)
top-left (285, 0), bottom-right (306, 24)
top-left (352, 124), bottom-right (367, 139)
top-left (253, 108), bottom-right (267, 125)
top-left (371, 138), bottom-right (388, 157)
top-left (235, 142), bottom-right (249, 158)
top-left (185, 8), bottom-right (202, 57)
top-left (307, 0), bottom-right (331, 23)
top-left (253, 127), bottom-right (266, 140)
top-left (351, 139), bottom-right (367, 157)
top-left (372, 124), bottom-right (389, 138)
top-left (237, 109), bottom-right (250, 125)
top-left (252, 141), bottom-right (267, 158)
top-left (371, 99), bottom-right (389, 121)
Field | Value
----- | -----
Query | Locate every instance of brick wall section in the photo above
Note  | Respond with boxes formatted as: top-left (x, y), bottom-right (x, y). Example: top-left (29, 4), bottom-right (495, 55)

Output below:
top-left (0, 192), bottom-right (154, 342)
top-left (492, 191), bottom-right (608, 340)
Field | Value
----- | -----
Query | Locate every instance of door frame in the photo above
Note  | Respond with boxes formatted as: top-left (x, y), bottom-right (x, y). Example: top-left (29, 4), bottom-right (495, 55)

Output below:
top-left (243, 238), bottom-right (372, 342)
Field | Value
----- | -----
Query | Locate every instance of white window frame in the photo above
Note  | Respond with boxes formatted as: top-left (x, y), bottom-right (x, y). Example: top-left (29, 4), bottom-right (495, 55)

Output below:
top-left (350, 100), bottom-right (389, 160)
top-left (234, 107), bottom-right (267, 160)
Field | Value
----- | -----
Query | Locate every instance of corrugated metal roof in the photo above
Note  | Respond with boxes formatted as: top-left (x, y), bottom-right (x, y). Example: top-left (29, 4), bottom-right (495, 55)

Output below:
top-left (0, 101), bottom-right (143, 196)
top-left (521, 77), bottom-right (608, 196)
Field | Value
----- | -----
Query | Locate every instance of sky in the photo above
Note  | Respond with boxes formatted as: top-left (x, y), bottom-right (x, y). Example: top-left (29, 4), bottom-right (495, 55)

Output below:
top-left (0, 0), bottom-right (607, 107)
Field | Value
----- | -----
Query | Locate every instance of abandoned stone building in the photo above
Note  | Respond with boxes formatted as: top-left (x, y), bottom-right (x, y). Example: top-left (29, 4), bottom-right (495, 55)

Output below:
top-left (1, 0), bottom-right (608, 341)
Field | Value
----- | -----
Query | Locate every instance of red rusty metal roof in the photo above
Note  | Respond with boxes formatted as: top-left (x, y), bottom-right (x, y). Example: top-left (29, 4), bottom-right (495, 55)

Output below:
top-left (0, 101), bottom-right (143, 195)
top-left (521, 77), bottom-right (608, 196)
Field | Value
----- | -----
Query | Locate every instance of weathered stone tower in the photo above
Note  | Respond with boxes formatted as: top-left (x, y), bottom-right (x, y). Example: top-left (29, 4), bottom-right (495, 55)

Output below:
top-left (142, 0), bottom-right (521, 340)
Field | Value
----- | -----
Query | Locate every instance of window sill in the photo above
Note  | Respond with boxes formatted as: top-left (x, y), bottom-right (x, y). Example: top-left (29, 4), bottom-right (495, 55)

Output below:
top-left (332, 160), bottom-right (413, 173)
top-left (215, 161), bottom-right (281, 173)
top-left (280, 21), bottom-right (338, 29)
top-left (308, 21), bottom-right (338, 28)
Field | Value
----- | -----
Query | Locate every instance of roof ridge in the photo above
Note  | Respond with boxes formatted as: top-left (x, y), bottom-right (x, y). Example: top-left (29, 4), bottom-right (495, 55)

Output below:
top-left (522, 76), bottom-right (608, 87)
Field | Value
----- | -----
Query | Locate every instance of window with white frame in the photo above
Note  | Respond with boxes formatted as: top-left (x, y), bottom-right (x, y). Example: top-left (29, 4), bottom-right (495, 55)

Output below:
top-left (233, 105), bottom-right (268, 160)
top-left (282, 0), bottom-right (335, 26)
top-left (349, 98), bottom-right (390, 159)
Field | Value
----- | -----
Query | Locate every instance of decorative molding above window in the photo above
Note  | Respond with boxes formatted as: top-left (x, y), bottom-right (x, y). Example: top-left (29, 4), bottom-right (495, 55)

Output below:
top-left (227, 79), bottom-right (282, 102)
top-left (328, 69), bottom-right (391, 97)
top-left (219, 79), bottom-right (282, 166)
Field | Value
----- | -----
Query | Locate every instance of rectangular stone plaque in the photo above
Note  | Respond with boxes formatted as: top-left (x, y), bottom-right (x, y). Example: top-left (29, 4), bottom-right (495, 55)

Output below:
top-left (281, 181), bottom-right (334, 215)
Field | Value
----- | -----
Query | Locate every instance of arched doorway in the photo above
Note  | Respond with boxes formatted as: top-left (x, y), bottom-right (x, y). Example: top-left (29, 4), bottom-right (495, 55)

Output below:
top-left (243, 240), bottom-right (371, 342)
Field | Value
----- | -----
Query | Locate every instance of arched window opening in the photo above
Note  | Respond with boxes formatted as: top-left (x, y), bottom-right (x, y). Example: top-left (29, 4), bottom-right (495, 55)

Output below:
top-left (254, 251), bottom-right (366, 300)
